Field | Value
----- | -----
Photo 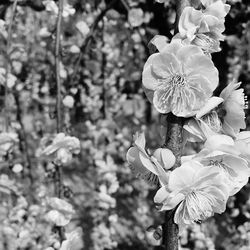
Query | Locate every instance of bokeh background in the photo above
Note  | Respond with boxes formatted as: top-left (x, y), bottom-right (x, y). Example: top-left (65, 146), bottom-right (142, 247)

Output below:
top-left (0, 0), bottom-right (250, 249)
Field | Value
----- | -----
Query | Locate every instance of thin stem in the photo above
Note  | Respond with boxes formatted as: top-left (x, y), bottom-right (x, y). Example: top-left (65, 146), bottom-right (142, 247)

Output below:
top-left (54, 0), bottom-right (64, 243)
top-left (4, 0), bottom-right (18, 132)
top-left (55, 0), bottom-right (63, 133)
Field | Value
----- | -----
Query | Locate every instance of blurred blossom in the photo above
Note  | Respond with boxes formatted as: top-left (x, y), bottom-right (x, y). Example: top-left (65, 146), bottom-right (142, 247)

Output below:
top-left (128, 8), bottom-right (144, 27)
top-left (76, 21), bottom-right (90, 36)
top-left (46, 197), bottom-right (75, 226)
top-left (0, 68), bottom-right (17, 88)
top-left (41, 133), bottom-right (80, 166)
top-left (63, 95), bottom-right (75, 108)
top-left (0, 132), bottom-right (18, 157)
top-left (60, 227), bottom-right (83, 250)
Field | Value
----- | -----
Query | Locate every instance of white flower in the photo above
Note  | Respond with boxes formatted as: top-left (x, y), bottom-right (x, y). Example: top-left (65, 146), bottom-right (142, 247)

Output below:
top-left (142, 39), bottom-right (218, 117)
top-left (154, 161), bottom-right (229, 227)
top-left (47, 197), bottom-right (75, 226)
top-left (60, 228), bottom-right (83, 250)
top-left (128, 8), bottom-right (144, 27)
top-left (63, 95), bottom-right (75, 108)
top-left (75, 21), bottom-right (90, 37)
top-left (126, 132), bottom-right (174, 186)
top-left (184, 81), bottom-right (247, 141)
top-left (0, 132), bottom-right (18, 157)
top-left (42, 133), bottom-right (80, 165)
top-left (194, 134), bottom-right (250, 195)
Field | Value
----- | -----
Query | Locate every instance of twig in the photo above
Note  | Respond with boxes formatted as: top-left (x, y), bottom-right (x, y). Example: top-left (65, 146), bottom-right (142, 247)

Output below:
top-left (4, 0), bottom-right (18, 132)
top-left (55, 0), bottom-right (63, 133)
top-left (54, 0), bottom-right (64, 242)
top-left (13, 91), bottom-right (33, 186)
top-left (69, 0), bottom-right (118, 87)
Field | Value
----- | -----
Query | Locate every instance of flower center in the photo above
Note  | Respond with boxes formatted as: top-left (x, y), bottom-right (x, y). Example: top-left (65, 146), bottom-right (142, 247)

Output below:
top-left (158, 74), bottom-right (187, 88)
top-left (201, 111), bottom-right (222, 132)
top-left (185, 190), bottom-right (213, 222)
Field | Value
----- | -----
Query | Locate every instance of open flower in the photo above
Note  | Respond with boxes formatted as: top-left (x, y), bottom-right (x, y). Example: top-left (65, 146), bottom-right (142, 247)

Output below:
top-left (126, 133), bottom-right (175, 186)
top-left (142, 39), bottom-right (218, 117)
top-left (154, 161), bottom-right (229, 227)
top-left (42, 133), bottom-right (80, 166)
top-left (177, 1), bottom-right (230, 53)
top-left (194, 134), bottom-right (250, 195)
top-left (195, 81), bottom-right (247, 138)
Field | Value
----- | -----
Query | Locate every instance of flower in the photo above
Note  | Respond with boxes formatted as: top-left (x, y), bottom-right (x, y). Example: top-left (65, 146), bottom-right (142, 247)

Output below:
top-left (60, 227), bottom-right (83, 250)
top-left (177, 1), bottom-right (230, 53)
top-left (235, 131), bottom-right (250, 164)
top-left (42, 133), bottom-right (80, 166)
top-left (0, 132), bottom-right (18, 157)
top-left (220, 81), bottom-right (247, 136)
top-left (128, 8), bottom-right (144, 27)
top-left (142, 39), bottom-right (218, 117)
top-left (195, 81), bottom-right (247, 138)
top-left (154, 161), bottom-right (229, 226)
top-left (46, 197), bottom-right (75, 226)
top-left (194, 134), bottom-right (250, 195)
top-left (63, 95), bottom-right (75, 108)
top-left (126, 132), bottom-right (175, 185)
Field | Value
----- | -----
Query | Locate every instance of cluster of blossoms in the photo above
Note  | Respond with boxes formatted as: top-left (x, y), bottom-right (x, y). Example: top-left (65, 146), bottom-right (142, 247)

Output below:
top-left (127, 0), bottom-right (250, 241)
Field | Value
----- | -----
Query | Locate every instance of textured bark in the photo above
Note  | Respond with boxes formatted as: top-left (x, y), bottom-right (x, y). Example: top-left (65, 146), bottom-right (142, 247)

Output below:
top-left (162, 114), bottom-right (184, 250)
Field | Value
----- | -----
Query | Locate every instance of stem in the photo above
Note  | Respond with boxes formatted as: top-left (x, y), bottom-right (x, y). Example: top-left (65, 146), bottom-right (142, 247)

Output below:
top-left (161, 1), bottom-right (200, 249)
top-left (13, 92), bottom-right (33, 185)
top-left (162, 114), bottom-right (184, 250)
top-left (54, 0), bottom-right (64, 242)
top-left (4, 0), bottom-right (18, 132)
top-left (55, 0), bottom-right (63, 133)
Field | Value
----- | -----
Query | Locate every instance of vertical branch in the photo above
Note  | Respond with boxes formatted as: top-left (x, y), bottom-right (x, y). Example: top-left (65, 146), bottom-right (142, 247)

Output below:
top-left (54, 0), bottom-right (64, 242)
top-left (55, 0), bottom-right (63, 134)
top-left (161, 1), bottom-right (200, 250)
top-left (4, 0), bottom-right (18, 131)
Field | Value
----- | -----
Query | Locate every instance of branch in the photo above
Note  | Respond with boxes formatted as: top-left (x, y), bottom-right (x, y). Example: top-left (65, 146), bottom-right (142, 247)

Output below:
top-left (161, 1), bottom-right (201, 250)
top-left (4, 0), bottom-right (18, 132)
top-left (54, 0), bottom-right (64, 242)
top-left (55, 0), bottom-right (63, 133)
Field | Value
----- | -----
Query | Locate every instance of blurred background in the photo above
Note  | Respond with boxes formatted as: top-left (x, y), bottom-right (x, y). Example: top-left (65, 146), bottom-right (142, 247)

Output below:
top-left (0, 0), bottom-right (250, 249)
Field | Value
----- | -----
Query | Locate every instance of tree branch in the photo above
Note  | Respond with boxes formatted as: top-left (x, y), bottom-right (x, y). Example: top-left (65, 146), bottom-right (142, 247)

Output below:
top-left (4, 0), bottom-right (18, 132)
top-left (55, 0), bottom-right (63, 133)
top-left (161, 1), bottom-right (201, 250)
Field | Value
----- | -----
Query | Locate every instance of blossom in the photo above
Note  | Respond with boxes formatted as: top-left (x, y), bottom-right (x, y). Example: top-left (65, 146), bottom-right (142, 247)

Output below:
top-left (42, 133), bottom-right (80, 165)
top-left (62, 95), bottom-right (75, 108)
top-left (0, 132), bottom-right (18, 157)
top-left (195, 81), bottom-right (247, 138)
top-left (177, 1), bottom-right (230, 53)
top-left (142, 39), bottom-right (218, 117)
top-left (128, 8), bottom-right (144, 27)
top-left (43, 0), bottom-right (75, 18)
top-left (46, 197), bottom-right (75, 226)
top-left (126, 133), bottom-right (175, 185)
top-left (194, 134), bottom-right (250, 195)
top-left (60, 228), bottom-right (83, 250)
top-left (235, 131), bottom-right (250, 164)
top-left (154, 161), bottom-right (229, 226)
